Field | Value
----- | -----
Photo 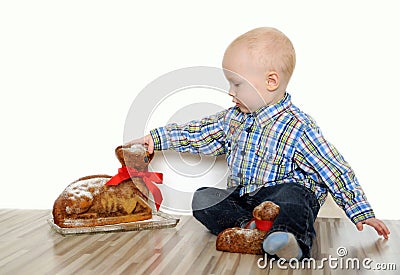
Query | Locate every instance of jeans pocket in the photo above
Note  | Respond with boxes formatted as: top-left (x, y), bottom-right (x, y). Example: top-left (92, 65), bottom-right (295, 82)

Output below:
top-left (301, 187), bottom-right (320, 217)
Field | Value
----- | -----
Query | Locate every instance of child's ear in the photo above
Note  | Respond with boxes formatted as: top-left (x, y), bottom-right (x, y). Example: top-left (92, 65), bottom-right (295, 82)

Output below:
top-left (265, 71), bottom-right (280, 92)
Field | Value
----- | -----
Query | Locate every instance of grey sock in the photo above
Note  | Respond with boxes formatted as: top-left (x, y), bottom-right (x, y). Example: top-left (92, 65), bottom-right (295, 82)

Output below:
top-left (263, 231), bottom-right (303, 260)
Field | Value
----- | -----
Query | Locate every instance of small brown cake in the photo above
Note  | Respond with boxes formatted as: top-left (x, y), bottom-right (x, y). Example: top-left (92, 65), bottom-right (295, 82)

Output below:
top-left (216, 201), bottom-right (280, 254)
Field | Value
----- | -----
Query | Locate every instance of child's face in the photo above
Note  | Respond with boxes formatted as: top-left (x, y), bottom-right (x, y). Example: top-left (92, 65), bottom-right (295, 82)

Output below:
top-left (222, 43), bottom-right (278, 113)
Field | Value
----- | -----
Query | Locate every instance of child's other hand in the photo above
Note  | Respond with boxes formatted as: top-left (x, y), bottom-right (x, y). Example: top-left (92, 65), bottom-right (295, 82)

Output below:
top-left (124, 134), bottom-right (155, 154)
top-left (356, 218), bottom-right (390, 239)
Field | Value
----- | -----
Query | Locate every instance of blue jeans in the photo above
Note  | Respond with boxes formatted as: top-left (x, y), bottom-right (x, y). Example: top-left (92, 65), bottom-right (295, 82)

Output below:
top-left (192, 183), bottom-right (320, 258)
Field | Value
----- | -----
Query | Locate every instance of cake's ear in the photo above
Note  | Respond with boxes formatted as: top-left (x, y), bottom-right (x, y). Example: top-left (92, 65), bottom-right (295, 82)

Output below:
top-left (115, 146), bottom-right (126, 166)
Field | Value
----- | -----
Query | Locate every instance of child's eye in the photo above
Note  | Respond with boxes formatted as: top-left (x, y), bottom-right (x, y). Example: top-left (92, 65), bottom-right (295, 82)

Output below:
top-left (234, 83), bottom-right (241, 87)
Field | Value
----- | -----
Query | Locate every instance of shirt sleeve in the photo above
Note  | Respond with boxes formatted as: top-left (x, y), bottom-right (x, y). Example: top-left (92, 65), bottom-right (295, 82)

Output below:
top-left (294, 124), bottom-right (375, 224)
top-left (149, 109), bottom-right (228, 156)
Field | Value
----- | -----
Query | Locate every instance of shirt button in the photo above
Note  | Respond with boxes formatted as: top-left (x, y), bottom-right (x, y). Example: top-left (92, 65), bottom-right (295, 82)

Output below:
top-left (237, 172), bottom-right (243, 178)
top-left (241, 150), bottom-right (246, 156)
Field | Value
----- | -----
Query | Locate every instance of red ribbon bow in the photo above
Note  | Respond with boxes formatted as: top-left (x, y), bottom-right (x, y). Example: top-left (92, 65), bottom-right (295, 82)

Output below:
top-left (106, 166), bottom-right (163, 211)
top-left (255, 219), bottom-right (274, 231)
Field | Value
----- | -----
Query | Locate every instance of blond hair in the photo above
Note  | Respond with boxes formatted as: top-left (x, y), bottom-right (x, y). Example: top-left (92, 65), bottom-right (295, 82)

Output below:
top-left (229, 27), bottom-right (296, 86)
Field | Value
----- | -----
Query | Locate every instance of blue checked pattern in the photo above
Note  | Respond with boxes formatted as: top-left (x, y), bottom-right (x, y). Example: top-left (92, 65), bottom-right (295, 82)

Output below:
top-left (150, 93), bottom-right (375, 224)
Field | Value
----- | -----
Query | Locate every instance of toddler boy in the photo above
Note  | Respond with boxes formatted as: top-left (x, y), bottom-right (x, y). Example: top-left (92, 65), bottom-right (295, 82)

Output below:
top-left (130, 27), bottom-right (389, 260)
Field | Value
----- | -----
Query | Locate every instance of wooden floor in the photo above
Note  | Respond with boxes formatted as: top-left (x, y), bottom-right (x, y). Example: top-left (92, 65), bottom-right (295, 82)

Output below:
top-left (0, 208), bottom-right (398, 275)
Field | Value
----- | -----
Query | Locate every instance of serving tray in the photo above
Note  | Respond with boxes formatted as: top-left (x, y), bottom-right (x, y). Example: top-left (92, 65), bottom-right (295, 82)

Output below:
top-left (48, 212), bottom-right (179, 235)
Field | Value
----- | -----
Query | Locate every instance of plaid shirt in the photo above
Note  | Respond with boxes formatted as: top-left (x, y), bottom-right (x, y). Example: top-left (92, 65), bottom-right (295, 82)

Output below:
top-left (150, 93), bottom-right (375, 223)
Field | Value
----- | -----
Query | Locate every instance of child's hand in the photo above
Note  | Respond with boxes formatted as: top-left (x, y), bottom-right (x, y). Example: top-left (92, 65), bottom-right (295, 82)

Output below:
top-left (124, 134), bottom-right (155, 154)
top-left (356, 218), bottom-right (390, 239)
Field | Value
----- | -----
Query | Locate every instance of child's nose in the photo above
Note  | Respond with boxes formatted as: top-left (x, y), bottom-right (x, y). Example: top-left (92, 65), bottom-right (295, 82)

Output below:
top-left (230, 95), bottom-right (238, 104)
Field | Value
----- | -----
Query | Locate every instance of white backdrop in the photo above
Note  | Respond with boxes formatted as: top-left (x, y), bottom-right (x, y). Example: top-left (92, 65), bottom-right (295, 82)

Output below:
top-left (0, 1), bottom-right (399, 219)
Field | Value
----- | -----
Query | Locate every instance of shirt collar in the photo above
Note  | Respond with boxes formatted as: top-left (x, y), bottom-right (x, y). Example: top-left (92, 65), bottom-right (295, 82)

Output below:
top-left (253, 92), bottom-right (292, 125)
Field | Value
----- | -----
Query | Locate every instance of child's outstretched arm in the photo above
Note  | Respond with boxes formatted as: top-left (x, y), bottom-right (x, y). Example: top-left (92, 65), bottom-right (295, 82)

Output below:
top-left (125, 109), bottom-right (229, 156)
top-left (356, 218), bottom-right (390, 239)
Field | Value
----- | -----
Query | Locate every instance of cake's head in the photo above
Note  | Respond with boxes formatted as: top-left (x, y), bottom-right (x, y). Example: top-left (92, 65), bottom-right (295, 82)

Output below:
top-left (115, 144), bottom-right (154, 170)
top-left (252, 201), bottom-right (280, 221)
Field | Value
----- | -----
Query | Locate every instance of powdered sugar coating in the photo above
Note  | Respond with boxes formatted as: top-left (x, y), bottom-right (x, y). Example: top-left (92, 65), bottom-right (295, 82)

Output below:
top-left (216, 227), bottom-right (266, 254)
top-left (64, 177), bottom-right (109, 214)
top-left (123, 144), bottom-right (146, 154)
top-left (238, 228), bottom-right (255, 237)
top-left (65, 177), bottom-right (107, 198)
top-left (219, 228), bottom-right (256, 245)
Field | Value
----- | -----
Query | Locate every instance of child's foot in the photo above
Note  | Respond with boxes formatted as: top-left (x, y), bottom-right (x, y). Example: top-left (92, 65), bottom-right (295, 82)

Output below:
top-left (263, 232), bottom-right (303, 260)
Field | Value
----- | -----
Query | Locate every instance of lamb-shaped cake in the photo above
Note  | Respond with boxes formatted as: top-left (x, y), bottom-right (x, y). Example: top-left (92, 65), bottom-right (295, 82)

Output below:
top-left (216, 201), bottom-right (280, 254)
top-left (52, 144), bottom-right (162, 228)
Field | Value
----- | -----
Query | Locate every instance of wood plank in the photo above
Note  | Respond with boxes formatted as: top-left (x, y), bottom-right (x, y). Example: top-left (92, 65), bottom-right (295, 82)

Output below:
top-left (0, 209), bottom-right (398, 274)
